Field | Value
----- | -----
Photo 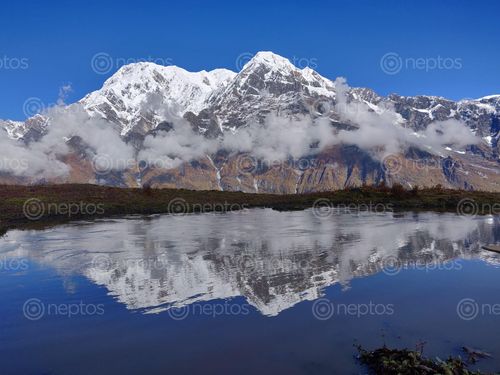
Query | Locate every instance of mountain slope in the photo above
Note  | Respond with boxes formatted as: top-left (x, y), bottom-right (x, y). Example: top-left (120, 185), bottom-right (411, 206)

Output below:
top-left (81, 62), bottom-right (236, 136)
top-left (0, 51), bottom-right (499, 192)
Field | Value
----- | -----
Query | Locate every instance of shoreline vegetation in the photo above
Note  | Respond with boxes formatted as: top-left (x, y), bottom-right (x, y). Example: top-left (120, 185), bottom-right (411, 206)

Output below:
top-left (357, 344), bottom-right (492, 374)
top-left (1, 183), bottom-right (500, 235)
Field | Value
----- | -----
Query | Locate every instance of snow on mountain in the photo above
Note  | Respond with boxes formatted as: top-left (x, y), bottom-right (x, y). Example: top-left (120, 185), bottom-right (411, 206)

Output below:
top-left (80, 62), bottom-right (236, 135)
top-left (478, 94), bottom-right (500, 101)
top-left (235, 51), bottom-right (335, 98)
top-left (242, 51), bottom-right (296, 70)
top-left (2, 51), bottom-right (499, 142)
top-left (0, 51), bottom-right (499, 192)
top-left (198, 51), bottom-right (336, 132)
top-left (0, 120), bottom-right (26, 140)
top-left (71, 51), bottom-right (498, 141)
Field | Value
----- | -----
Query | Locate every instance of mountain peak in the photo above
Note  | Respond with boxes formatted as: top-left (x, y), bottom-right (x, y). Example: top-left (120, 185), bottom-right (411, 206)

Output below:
top-left (80, 62), bottom-right (237, 134)
top-left (478, 94), bottom-right (500, 101)
top-left (103, 62), bottom-right (235, 89)
top-left (242, 51), bottom-right (296, 72)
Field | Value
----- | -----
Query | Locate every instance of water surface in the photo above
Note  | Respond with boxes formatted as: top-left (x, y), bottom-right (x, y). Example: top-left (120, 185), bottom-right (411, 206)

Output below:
top-left (1, 209), bottom-right (499, 374)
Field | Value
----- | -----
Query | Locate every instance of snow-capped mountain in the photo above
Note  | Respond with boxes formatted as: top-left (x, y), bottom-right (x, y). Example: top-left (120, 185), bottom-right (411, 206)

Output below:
top-left (81, 63), bottom-right (236, 136)
top-left (77, 51), bottom-right (339, 139)
top-left (77, 51), bottom-right (499, 154)
top-left (0, 51), bottom-right (499, 191)
top-left (0, 119), bottom-right (25, 140)
top-left (200, 51), bottom-right (336, 132)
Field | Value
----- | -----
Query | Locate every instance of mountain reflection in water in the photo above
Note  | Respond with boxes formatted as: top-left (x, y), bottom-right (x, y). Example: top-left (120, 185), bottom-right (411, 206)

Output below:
top-left (1, 209), bottom-right (499, 317)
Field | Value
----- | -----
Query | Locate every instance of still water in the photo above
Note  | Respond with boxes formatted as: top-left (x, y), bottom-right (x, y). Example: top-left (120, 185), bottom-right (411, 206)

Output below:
top-left (0, 209), bottom-right (499, 374)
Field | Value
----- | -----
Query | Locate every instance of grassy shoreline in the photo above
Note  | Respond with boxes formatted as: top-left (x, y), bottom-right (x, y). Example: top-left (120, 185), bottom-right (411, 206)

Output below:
top-left (1, 184), bottom-right (499, 235)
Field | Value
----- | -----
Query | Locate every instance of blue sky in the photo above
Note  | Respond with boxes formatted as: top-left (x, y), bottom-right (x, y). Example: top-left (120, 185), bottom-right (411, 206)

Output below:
top-left (1, 0), bottom-right (499, 120)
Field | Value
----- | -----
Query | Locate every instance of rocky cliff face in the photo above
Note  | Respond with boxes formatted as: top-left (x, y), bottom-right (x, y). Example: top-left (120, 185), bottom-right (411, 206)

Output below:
top-left (1, 51), bottom-right (499, 192)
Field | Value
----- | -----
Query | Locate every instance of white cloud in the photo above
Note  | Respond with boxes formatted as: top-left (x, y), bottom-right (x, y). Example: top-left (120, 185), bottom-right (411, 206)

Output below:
top-left (0, 78), bottom-right (480, 179)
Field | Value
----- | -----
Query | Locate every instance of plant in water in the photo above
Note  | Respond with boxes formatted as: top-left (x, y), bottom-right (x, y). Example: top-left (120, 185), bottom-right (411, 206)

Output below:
top-left (356, 344), bottom-right (490, 374)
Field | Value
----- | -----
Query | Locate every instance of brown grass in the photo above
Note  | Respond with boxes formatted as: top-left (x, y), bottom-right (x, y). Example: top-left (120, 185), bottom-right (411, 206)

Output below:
top-left (0, 183), bottom-right (499, 235)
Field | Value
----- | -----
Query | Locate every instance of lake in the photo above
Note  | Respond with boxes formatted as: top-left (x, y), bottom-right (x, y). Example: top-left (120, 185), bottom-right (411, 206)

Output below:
top-left (1, 208), bottom-right (499, 374)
